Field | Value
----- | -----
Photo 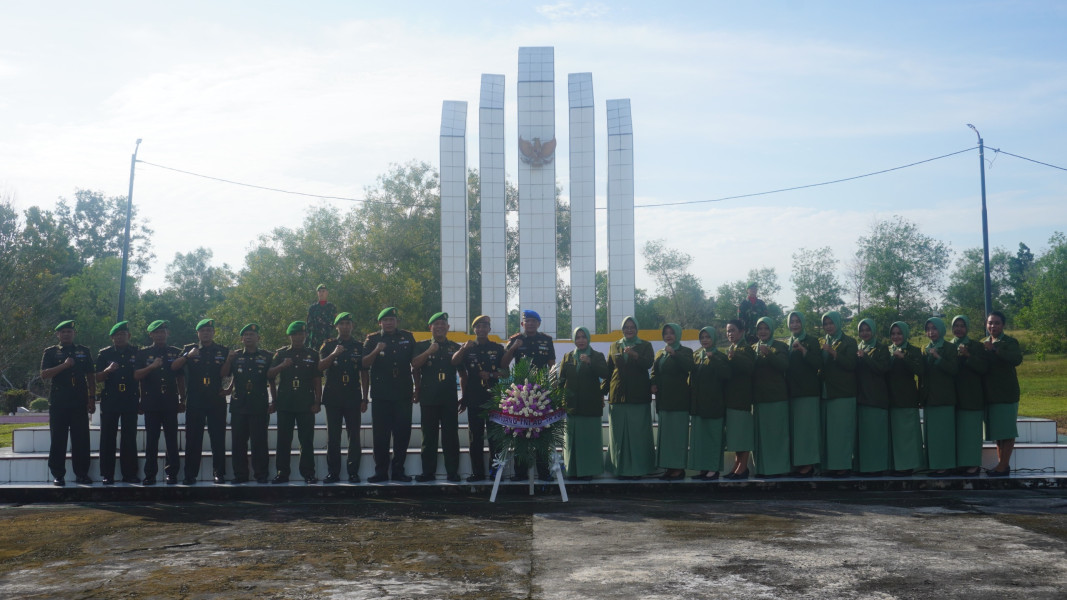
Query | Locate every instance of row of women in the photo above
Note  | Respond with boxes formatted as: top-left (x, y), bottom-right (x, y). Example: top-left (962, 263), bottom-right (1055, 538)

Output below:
top-left (556, 311), bottom-right (1023, 481)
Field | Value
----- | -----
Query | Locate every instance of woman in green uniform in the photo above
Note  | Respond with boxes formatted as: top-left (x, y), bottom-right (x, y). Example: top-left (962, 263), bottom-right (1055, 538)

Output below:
top-left (983, 310), bottom-right (1023, 477)
top-left (688, 326), bottom-right (730, 480)
top-left (724, 319), bottom-right (755, 479)
top-left (920, 316), bottom-right (958, 477)
top-left (751, 317), bottom-right (791, 477)
top-left (886, 321), bottom-right (925, 475)
top-left (605, 316), bottom-right (656, 479)
top-left (785, 311), bottom-right (822, 477)
top-left (651, 323), bottom-right (694, 480)
top-left (950, 315), bottom-right (987, 476)
top-left (855, 318), bottom-right (891, 476)
top-left (558, 327), bottom-right (610, 480)
top-left (820, 310), bottom-right (857, 477)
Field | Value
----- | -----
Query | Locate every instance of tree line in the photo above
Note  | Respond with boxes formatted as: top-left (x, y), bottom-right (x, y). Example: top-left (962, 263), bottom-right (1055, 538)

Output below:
top-left (2, 162), bottom-right (1065, 394)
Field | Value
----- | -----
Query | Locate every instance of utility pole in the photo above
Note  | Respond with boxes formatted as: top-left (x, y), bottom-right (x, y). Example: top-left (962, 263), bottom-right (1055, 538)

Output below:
top-left (117, 138), bottom-right (142, 322)
top-left (967, 124), bottom-right (993, 319)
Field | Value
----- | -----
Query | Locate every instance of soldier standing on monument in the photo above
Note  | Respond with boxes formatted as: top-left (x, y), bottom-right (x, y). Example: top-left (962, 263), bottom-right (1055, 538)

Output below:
top-left (222, 323), bottom-right (274, 484)
top-left (411, 312), bottom-right (465, 482)
top-left (95, 321), bottom-right (140, 484)
top-left (738, 283), bottom-right (768, 345)
top-left (306, 284), bottom-right (337, 351)
top-left (501, 309), bottom-right (556, 481)
top-left (40, 320), bottom-right (96, 486)
top-left (172, 319), bottom-right (230, 484)
top-left (134, 320), bottom-right (185, 485)
top-left (363, 307), bottom-right (417, 483)
top-left (318, 312), bottom-right (368, 483)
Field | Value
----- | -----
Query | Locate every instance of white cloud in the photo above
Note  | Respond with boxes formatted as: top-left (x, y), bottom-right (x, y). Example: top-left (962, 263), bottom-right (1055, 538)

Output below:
top-left (535, 2), bottom-right (610, 21)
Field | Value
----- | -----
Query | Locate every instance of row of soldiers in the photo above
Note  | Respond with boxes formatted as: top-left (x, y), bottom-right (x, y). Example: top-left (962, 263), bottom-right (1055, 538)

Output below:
top-left (40, 307), bottom-right (555, 486)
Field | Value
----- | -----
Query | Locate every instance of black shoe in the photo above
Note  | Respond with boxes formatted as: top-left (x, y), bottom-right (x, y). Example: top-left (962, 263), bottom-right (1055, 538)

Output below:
top-left (255, 477), bottom-right (268, 484)
top-left (232, 477), bottom-right (249, 484)
top-left (165, 476), bottom-right (178, 485)
top-left (122, 476), bottom-right (141, 484)
top-left (414, 474), bottom-right (436, 483)
top-left (446, 474), bottom-right (461, 482)
top-left (213, 474), bottom-right (225, 484)
top-left (467, 474), bottom-right (486, 482)
top-left (725, 470), bottom-right (749, 480)
top-left (182, 478), bottom-right (197, 485)
top-left (701, 472), bottom-right (720, 481)
top-left (987, 468), bottom-right (1010, 477)
top-left (367, 473), bottom-right (388, 483)
top-left (348, 474), bottom-right (360, 483)
top-left (52, 477), bottom-right (65, 487)
top-left (926, 470), bottom-right (948, 478)
top-left (271, 474), bottom-right (289, 484)
top-left (101, 476), bottom-right (115, 485)
top-left (75, 476), bottom-right (93, 485)
top-left (304, 476), bottom-right (319, 484)
top-left (392, 474), bottom-right (412, 483)
top-left (143, 478), bottom-right (156, 486)
top-left (323, 474), bottom-right (341, 484)
top-left (827, 470), bottom-right (851, 479)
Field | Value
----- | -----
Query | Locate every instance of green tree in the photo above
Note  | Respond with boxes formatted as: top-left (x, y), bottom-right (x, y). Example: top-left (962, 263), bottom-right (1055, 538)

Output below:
top-left (716, 267), bottom-right (785, 331)
top-left (943, 246), bottom-right (1012, 327)
top-left (55, 189), bottom-right (154, 275)
top-left (1021, 232), bottom-right (1067, 352)
top-left (163, 248), bottom-right (235, 325)
top-left (59, 257), bottom-right (138, 354)
top-left (642, 239), bottom-right (715, 328)
top-left (790, 247), bottom-right (845, 316)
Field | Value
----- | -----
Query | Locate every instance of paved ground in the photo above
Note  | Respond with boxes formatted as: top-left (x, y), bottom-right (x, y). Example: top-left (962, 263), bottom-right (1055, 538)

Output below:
top-left (1, 489), bottom-right (1065, 599)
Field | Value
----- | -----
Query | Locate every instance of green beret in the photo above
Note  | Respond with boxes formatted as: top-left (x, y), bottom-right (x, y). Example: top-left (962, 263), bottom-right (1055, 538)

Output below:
top-left (54, 320), bottom-right (75, 332)
top-left (108, 321), bottom-right (129, 336)
top-left (195, 319), bottom-right (215, 331)
top-left (146, 320), bottom-right (168, 333)
top-left (377, 307), bottom-right (398, 321)
top-left (286, 321), bottom-right (306, 335)
top-left (316, 284), bottom-right (328, 291)
top-left (428, 312), bottom-right (448, 327)
top-left (240, 323), bottom-right (260, 335)
top-left (334, 312), bottom-right (353, 325)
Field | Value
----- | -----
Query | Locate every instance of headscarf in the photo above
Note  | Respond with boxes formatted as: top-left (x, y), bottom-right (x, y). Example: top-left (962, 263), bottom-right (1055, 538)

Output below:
top-left (699, 326), bottom-right (718, 347)
top-left (821, 311), bottom-right (844, 343)
top-left (572, 326), bottom-right (592, 372)
top-left (856, 318), bottom-right (878, 353)
top-left (925, 317), bottom-right (946, 352)
top-left (754, 316), bottom-right (776, 348)
top-left (658, 323), bottom-right (682, 369)
top-left (951, 314), bottom-right (970, 345)
top-left (786, 311), bottom-right (806, 351)
top-left (619, 316), bottom-right (641, 347)
top-left (888, 321), bottom-right (910, 357)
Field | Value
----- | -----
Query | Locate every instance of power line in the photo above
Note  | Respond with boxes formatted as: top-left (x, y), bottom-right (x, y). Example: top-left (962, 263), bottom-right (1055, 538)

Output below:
top-left (987, 148), bottom-right (1067, 172)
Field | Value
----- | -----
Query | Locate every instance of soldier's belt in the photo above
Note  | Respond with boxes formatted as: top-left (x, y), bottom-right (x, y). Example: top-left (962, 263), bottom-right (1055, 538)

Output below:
top-left (203, 377), bottom-right (211, 386)
top-left (118, 384), bottom-right (126, 392)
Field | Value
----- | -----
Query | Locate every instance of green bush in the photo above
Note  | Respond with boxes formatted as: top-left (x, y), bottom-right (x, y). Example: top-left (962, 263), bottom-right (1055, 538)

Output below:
top-left (1, 389), bottom-right (34, 414)
top-left (28, 397), bottom-right (50, 412)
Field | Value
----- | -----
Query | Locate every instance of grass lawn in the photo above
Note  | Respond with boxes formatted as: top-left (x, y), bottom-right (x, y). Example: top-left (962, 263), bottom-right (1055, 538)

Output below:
top-left (0, 423), bottom-right (47, 449)
top-left (1018, 353), bottom-right (1067, 435)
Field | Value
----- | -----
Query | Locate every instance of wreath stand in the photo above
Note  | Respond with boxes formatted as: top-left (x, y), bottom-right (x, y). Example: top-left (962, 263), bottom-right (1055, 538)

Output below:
top-left (489, 449), bottom-right (568, 503)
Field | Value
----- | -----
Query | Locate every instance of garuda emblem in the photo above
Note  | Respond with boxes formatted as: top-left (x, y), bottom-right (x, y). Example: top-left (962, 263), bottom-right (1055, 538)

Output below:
top-left (518, 136), bottom-right (556, 167)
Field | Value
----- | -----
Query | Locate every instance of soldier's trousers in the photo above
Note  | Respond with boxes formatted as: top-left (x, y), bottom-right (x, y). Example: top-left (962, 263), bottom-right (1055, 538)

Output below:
top-left (48, 406), bottom-right (90, 479)
top-left (231, 412), bottom-right (269, 480)
top-left (184, 403), bottom-right (228, 480)
top-left (371, 395), bottom-right (412, 477)
top-left (143, 410), bottom-right (180, 479)
top-left (276, 410), bottom-right (316, 478)
top-left (467, 409), bottom-right (500, 478)
top-left (420, 403), bottom-right (459, 477)
top-left (99, 410), bottom-right (139, 480)
top-left (326, 401), bottom-right (362, 477)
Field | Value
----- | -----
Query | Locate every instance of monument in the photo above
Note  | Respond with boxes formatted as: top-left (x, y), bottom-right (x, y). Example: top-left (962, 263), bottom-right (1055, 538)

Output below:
top-left (439, 100), bottom-right (469, 333)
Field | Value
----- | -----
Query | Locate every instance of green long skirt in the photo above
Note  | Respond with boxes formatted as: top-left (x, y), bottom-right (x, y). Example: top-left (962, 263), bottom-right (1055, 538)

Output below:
top-left (924, 405), bottom-right (956, 471)
top-left (754, 400), bottom-right (791, 476)
top-left (855, 405), bottom-right (890, 473)
top-left (687, 415), bottom-right (724, 472)
top-left (606, 403), bottom-right (656, 477)
top-left (656, 410), bottom-right (689, 469)
top-left (725, 407), bottom-right (754, 452)
top-left (889, 407), bottom-right (925, 472)
top-left (955, 408), bottom-right (984, 468)
top-left (985, 402), bottom-right (1019, 441)
top-left (822, 396), bottom-right (856, 471)
top-left (564, 415), bottom-right (605, 478)
top-left (790, 396), bottom-right (821, 467)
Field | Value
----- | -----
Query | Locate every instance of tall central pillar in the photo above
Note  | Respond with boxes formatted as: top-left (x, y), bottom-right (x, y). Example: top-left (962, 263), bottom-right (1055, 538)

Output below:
top-left (517, 47), bottom-right (557, 337)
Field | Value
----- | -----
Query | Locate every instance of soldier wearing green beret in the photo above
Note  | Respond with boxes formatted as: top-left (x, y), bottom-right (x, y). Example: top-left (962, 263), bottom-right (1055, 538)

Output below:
top-left (362, 307), bottom-right (417, 482)
top-left (306, 284), bottom-right (337, 351)
top-left (40, 320), bottom-right (96, 486)
top-left (411, 312), bottom-right (465, 482)
top-left (171, 319), bottom-right (230, 484)
top-left (318, 312), bottom-right (369, 483)
top-left (221, 324), bottom-right (275, 483)
top-left (134, 320), bottom-right (186, 485)
top-left (268, 321), bottom-right (322, 484)
top-left (95, 321), bottom-right (140, 484)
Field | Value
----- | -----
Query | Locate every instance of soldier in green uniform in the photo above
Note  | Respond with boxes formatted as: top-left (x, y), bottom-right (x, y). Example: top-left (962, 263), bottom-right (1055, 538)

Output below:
top-left (921, 316), bottom-right (958, 477)
top-left (501, 309), bottom-right (556, 480)
top-left (306, 284), bottom-right (337, 351)
top-left (723, 319), bottom-right (755, 479)
top-left (40, 320), bottom-right (96, 486)
top-left (983, 310), bottom-right (1023, 477)
top-left (453, 315), bottom-right (506, 481)
top-left (363, 307), bottom-right (417, 483)
top-left (785, 311), bottom-right (822, 477)
top-left (737, 283), bottom-right (768, 344)
top-left (134, 320), bottom-right (185, 485)
top-left (950, 314), bottom-right (988, 476)
top-left (411, 312), bottom-right (464, 482)
top-left (820, 310), bottom-right (857, 478)
top-left (751, 317), bottom-right (791, 478)
top-left (268, 321), bottom-right (322, 484)
top-left (886, 321), bottom-right (925, 476)
top-left (855, 318), bottom-right (891, 476)
top-left (171, 319), bottom-right (229, 484)
top-left (557, 326), bottom-right (610, 480)
top-left (604, 316), bottom-right (656, 480)
top-left (95, 321), bottom-right (140, 484)
top-left (651, 323), bottom-right (694, 480)
top-left (222, 324), bottom-right (274, 484)
top-left (318, 312), bottom-right (368, 483)
top-left (688, 326), bottom-right (730, 480)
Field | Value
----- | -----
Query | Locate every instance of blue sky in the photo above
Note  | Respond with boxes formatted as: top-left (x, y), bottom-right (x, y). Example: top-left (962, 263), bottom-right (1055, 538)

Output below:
top-left (2, 1), bottom-right (1065, 306)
